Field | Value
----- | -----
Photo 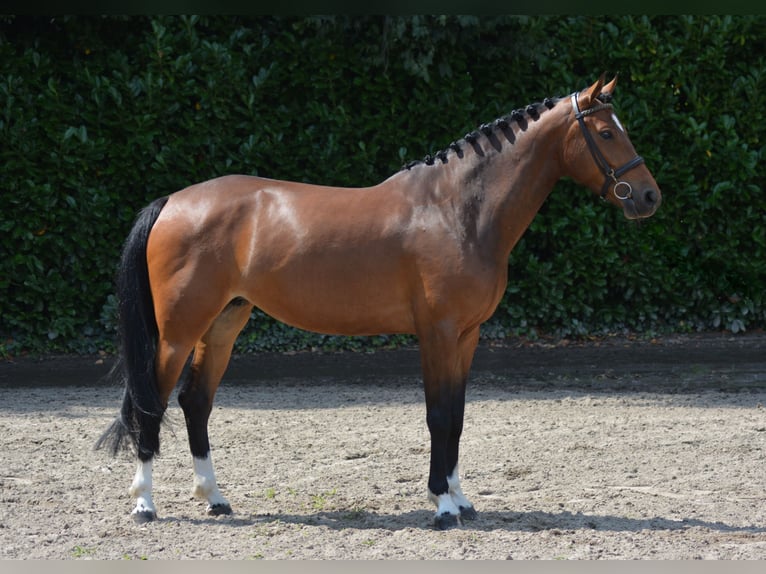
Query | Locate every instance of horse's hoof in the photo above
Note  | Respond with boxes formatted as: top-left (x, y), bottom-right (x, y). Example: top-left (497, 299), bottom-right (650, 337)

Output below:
top-left (460, 505), bottom-right (478, 521)
top-left (207, 503), bottom-right (232, 516)
top-left (434, 512), bottom-right (460, 530)
top-left (132, 510), bottom-right (157, 524)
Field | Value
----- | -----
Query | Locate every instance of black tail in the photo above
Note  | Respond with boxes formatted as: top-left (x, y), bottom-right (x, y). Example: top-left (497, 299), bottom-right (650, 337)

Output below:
top-left (95, 196), bottom-right (170, 460)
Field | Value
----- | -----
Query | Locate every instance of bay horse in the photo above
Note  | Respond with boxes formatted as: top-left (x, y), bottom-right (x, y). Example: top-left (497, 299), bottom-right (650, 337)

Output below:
top-left (96, 75), bottom-right (661, 529)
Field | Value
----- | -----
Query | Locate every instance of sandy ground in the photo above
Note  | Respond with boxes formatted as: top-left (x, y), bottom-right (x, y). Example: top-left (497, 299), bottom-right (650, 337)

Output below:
top-left (1, 334), bottom-right (765, 559)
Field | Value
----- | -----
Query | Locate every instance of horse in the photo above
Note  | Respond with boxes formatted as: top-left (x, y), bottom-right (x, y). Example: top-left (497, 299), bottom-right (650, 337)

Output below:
top-left (96, 75), bottom-right (661, 530)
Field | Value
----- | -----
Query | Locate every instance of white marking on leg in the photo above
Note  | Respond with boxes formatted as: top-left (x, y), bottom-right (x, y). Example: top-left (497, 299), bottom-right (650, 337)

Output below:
top-left (192, 454), bottom-right (230, 511)
top-left (429, 489), bottom-right (460, 517)
top-left (128, 458), bottom-right (156, 519)
top-left (447, 465), bottom-right (475, 516)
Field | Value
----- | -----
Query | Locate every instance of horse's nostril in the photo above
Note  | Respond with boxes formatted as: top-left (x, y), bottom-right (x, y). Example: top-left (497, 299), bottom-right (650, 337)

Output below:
top-left (644, 189), bottom-right (658, 205)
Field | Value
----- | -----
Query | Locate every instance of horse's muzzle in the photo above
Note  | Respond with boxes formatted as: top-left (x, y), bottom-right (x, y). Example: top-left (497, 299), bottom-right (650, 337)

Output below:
top-left (624, 187), bottom-right (661, 219)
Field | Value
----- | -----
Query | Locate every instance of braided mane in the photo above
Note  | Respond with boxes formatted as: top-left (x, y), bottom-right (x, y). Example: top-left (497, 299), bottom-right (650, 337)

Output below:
top-left (401, 95), bottom-right (563, 171)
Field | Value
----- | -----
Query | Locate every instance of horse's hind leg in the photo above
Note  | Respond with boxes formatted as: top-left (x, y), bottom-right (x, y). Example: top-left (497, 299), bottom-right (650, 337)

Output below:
top-left (178, 297), bottom-right (252, 516)
top-left (129, 340), bottom-right (192, 522)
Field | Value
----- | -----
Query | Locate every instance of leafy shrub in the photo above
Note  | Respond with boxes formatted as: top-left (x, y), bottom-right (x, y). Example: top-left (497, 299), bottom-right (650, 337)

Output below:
top-left (1, 15), bottom-right (764, 356)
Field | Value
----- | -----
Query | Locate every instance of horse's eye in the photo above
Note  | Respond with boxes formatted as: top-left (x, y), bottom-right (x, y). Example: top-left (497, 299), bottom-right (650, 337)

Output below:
top-left (600, 130), bottom-right (613, 140)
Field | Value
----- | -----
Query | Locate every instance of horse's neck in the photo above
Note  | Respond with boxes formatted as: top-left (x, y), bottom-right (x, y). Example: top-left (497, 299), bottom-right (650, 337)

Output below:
top-left (455, 108), bottom-right (567, 260)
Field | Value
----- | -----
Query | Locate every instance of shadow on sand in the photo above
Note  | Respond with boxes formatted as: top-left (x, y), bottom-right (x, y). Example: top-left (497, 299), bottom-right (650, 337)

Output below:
top-left (157, 508), bottom-right (765, 535)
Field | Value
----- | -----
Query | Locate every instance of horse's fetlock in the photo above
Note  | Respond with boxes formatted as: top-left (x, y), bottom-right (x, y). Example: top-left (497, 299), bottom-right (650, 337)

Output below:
top-left (192, 477), bottom-right (213, 499)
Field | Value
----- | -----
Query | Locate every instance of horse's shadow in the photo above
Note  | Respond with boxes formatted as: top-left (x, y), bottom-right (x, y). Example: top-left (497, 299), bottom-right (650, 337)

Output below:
top-left (160, 509), bottom-right (765, 535)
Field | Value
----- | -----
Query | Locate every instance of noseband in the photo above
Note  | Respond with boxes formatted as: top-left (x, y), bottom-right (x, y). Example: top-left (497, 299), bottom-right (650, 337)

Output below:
top-left (571, 92), bottom-right (645, 201)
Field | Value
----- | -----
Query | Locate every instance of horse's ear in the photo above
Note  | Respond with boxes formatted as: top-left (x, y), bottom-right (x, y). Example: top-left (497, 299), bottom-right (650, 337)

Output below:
top-left (580, 73), bottom-right (606, 108)
top-left (601, 74), bottom-right (618, 100)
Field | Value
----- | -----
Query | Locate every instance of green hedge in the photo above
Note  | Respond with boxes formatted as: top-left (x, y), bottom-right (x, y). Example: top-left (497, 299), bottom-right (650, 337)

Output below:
top-left (2, 15), bottom-right (765, 356)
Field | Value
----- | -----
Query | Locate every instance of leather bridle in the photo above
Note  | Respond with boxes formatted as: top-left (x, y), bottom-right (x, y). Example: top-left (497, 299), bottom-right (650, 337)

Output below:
top-left (570, 92), bottom-right (645, 201)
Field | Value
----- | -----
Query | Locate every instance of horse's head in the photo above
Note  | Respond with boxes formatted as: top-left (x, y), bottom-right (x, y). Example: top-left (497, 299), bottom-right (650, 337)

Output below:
top-left (563, 74), bottom-right (661, 219)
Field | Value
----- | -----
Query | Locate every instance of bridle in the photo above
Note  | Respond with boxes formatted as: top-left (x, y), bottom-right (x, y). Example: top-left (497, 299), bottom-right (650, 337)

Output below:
top-left (570, 92), bottom-right (645, 201)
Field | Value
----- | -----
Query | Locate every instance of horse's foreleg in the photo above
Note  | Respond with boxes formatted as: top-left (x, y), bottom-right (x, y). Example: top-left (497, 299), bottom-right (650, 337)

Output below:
top-left (420, 325), bottom-right (480, 529)
top-left (445, 327), bottom-right (480, 522)
top-left (178, 299), bottom-right (252, 516)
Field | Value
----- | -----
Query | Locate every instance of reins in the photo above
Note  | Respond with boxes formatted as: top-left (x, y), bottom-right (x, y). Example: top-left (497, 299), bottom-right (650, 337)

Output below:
top-left (570, 92), bottom-right (645, 201)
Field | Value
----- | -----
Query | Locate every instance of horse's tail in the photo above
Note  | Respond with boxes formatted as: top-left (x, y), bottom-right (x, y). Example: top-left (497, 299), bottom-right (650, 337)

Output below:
top-left (95, 196), bottom-right (170, 459)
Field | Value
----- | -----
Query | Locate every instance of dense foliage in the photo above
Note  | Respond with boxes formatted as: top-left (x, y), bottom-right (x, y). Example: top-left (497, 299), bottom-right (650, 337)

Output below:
top-left (2, 15), bottom-right (765, 356)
